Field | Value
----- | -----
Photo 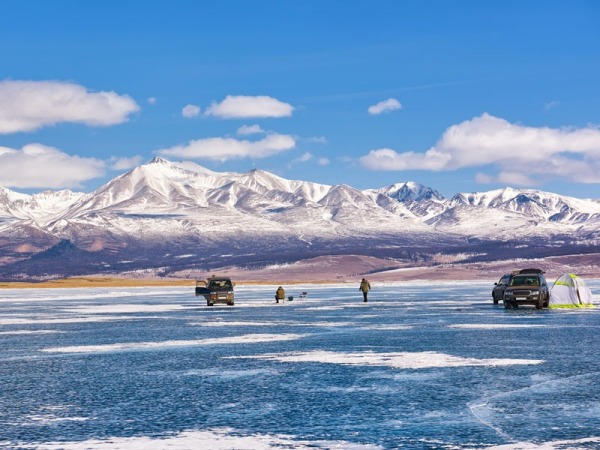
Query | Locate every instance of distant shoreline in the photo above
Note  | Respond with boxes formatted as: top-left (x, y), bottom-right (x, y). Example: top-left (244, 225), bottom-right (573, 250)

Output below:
top-left (0, 277), bottom-right (356, 289)
top-left (1, 254), bottom-right (597, 289)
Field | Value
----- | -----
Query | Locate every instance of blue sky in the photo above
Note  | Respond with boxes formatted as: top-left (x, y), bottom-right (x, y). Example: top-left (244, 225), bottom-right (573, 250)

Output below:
top-left (1, 1), bottom-right (599, 198)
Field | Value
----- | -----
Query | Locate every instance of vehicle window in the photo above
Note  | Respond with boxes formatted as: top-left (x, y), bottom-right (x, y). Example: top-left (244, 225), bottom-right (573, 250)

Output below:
top-left (209, 280), bottom-right (232, 289)
top-left (511, 276), bottom-right (539, 286)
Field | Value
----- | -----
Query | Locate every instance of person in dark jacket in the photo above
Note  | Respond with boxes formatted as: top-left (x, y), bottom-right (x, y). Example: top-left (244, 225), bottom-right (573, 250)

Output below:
top-left (275, 286), bottom-right (286, 303)
top-left (359, 278), bottom-right (371, 302)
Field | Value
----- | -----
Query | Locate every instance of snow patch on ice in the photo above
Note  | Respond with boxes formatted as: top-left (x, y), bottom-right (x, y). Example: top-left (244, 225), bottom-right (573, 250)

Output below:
top-left (359, 324), bottom-right (413, 331)
top-left (24, 414), bottom-right (90, 424)
top-left (63, 304), bottom-right (189, 314)
top-left (449, 324), bottom-right (548, 329)
top-left (0, 287), bottom-right (192, 302)
top-left (183, 368), bottom-right (275, 379)
top-left (0, 316), bottom-right (143, 325)
top-left (190, 321), bottom-right (275, 327)
top-left (41, 333), bottom-right (304, 354)
top-left (485, 437), bottom-right (600, 449)
top-left (232, 350), bottom-right (544, 369)
top-left (25, 427), bottom-right (383, 450)
top-left (0, 329), bottom-right (63, 335)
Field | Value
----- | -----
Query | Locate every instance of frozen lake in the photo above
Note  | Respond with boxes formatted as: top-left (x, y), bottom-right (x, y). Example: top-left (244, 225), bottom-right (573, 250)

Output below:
top-left (1, 281), bottom-right (600, 449)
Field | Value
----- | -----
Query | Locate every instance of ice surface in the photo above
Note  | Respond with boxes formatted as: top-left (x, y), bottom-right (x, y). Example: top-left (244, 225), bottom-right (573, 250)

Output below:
top-left (2, 281), bottom-right (600, 449)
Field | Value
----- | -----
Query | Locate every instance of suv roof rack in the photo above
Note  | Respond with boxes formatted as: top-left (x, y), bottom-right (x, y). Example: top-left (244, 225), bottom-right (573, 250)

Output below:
top-left (518, 268), bottom-right (545, 274)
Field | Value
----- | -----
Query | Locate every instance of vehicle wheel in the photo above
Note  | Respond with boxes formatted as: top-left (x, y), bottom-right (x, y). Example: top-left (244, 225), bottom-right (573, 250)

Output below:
top-left (504, 301), bottom-right (512, 309)
top-left (543, 295), bottom-right (549, 308)
top-left (227, 302), bottom-right (234, 306)
top-left (207, 301), bottom-right (213, 306)
top-left (536, 298), bottom-right (543, 309)
top-left (493, 298), bottom-right (499, 305)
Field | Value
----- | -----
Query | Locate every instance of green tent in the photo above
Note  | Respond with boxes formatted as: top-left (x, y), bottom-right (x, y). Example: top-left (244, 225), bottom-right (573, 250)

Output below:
top-left (549, 273), bottom-right (595, 309)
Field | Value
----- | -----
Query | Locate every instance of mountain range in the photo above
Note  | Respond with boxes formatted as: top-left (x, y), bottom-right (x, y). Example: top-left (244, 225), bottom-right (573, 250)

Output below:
top-left (2, 157), bottom-right (600, 280)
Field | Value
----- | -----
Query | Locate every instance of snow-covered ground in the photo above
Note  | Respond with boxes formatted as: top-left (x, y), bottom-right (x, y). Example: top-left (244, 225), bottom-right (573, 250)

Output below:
top-left (1, 281), bottom-right (600, 449)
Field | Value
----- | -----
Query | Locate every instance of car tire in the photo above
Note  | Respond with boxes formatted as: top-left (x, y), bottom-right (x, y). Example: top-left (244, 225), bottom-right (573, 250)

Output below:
top-left (227, 302), bottom-right (234, 306)
top-left (493, 296), bottom-right (499, 305)
top-left (504, 301), bottom-right (512, 309)
top-left (536, 298), bottom-right (543, 309)
top-left (207, 301), bottom-right (213, 306)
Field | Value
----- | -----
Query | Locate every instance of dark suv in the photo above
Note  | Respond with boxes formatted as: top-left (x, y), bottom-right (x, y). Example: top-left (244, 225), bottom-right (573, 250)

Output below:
top-left (195, 276), bottom-right (235, 306)
top-left (492, 273), bottom-right (512, 304)
top-left (503, 269), bottom-right (549, 309)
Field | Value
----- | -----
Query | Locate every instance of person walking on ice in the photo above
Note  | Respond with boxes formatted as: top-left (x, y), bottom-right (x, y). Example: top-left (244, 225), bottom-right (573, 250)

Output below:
top-left (359, 278), bottom-right (371, 302)
top-left (275, 286), bottom-right (286, 303)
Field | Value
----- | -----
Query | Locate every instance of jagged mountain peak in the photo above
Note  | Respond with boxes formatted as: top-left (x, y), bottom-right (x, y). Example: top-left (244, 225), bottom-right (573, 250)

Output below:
top-left (374, 181), bottom-right (445, 203)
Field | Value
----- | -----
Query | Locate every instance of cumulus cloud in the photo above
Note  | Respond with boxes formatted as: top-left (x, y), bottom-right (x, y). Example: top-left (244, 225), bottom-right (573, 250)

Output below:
top-left (147, 97), bottom-right (157, 105)
top-left (182, 104), bottom-right (201, 118)
top-left (205, 95), bottom-right (293, 119)
top-left (237, 124), bottom-right (264, 135)
top-left (295, 152), bottom-right (313, 163)
top-left (0, 80), bottom-right (140, 134)
top-left (287, 152), bottom-right (313, 168)
top-left (288, 152), bottom-right (330, 168)
top-left (360, 113), bottom-right (600, 185)
top-left (0, 144), bottom-right (105, 188)
top-left (368, 98), bottom-right (402, 115)
top-left (157, 134), bottom-right (296, 162)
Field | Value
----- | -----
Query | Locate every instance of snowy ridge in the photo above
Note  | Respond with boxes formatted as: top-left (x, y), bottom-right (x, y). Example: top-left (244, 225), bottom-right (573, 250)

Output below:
top-left (2, 157), bottom-right (600, 277)
top-left (3, 157), bottom-right (600, 230)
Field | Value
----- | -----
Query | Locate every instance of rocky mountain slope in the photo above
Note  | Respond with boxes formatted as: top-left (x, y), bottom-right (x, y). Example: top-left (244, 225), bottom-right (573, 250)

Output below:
top-left (1, 157), bottom-right (600, 280)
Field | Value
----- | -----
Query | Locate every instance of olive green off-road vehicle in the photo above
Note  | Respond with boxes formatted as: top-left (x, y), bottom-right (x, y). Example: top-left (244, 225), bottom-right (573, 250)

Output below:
top-left (195, 276), bottom-right (234, 306)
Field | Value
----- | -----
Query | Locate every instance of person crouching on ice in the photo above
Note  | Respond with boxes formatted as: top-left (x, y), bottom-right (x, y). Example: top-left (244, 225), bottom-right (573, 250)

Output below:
top-left (275, 286), bottom-right (286, 303)
top-left (359, 278), bottom-right (371, 302)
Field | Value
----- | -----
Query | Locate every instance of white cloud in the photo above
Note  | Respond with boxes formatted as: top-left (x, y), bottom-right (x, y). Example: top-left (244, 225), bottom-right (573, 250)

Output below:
top-left (360, 113), bottom-right (600, 185)
top-left (205, 95), bottom-right (293, 119)
top-left (287, 152), bottom-right (313, 168)
top-left (296, 152), bottom-right (313, 163)
top-left (368, 98), bottom-right (402, 115)
top-left (237, 124), bottom-right (264, 135)
top-left (360, 147), bottom-right (451, 171)
top-left (147, 97), bottom-right (157, 105)
top-left (109, 155), bottom-right (143, 171)
top-left (0, 144), bottom-right (105, 188)
top-left (317, 157), bottom-right (330, 166)
top-left (181, 104), bottom-right (200, 118)
top-left (0, 80), bottom-right (140, 134)
top-left (157, 134), bottom-right (296, 162)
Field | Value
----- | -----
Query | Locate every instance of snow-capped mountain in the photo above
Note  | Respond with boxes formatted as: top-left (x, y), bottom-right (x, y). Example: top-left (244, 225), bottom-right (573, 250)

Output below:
top-left (2, 157), bottom-right (600, 279)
